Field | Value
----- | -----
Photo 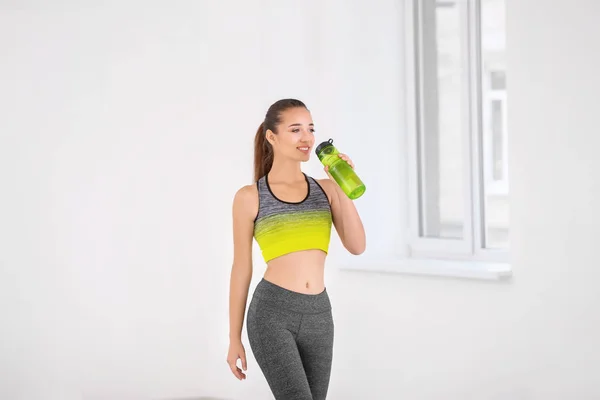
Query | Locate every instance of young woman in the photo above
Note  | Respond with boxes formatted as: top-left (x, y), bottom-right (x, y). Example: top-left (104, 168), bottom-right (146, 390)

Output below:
top-left (227, 99), bottom-right (366, 400)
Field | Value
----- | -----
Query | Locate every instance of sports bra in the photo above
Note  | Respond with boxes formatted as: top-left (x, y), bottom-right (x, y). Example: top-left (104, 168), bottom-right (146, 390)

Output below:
top-left (253, 172), bottom-right (333, 263)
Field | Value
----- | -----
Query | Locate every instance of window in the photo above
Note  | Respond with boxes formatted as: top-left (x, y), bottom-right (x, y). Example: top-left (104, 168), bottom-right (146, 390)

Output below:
top-left (405, 0), bottom-right (509, 262)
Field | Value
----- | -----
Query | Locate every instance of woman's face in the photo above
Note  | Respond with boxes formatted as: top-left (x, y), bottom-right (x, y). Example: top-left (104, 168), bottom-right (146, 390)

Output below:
top-left (266, 107), bottom-right (316, 162)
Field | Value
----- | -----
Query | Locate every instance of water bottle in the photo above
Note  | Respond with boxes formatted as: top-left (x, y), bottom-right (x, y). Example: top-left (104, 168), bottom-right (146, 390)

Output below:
top-left (315, 139), bottom-right (366, 200)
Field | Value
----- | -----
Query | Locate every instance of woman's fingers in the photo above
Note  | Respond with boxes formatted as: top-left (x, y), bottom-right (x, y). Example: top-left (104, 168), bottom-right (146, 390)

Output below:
top-left (240, 350), bottom-right (247, 371)
top-left (227, 360), bottom-right (238, 378)
top-left (338, 153), bottom-right (355, 169)
top-left (229, 362), bottom-right (245, 380)
top-left (227, 356), bottom-right (246, 380)
top-left (235, 366), bottom-right (246, 380)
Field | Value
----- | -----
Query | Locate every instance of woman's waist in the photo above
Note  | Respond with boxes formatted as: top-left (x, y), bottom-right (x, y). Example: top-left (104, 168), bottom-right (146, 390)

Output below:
top-left (263, 250), bottom-right (326, 294)
top-left (251, 278), bottom-right (331, 314)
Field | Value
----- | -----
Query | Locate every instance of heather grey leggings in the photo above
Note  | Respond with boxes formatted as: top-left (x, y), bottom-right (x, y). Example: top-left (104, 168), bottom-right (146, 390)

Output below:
top-left (247, 278), bottom-right (334, 400)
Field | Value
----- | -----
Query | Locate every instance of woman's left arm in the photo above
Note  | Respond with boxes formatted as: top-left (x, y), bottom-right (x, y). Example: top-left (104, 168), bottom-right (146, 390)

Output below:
top-left (319, 154), bottom-right (366, 255)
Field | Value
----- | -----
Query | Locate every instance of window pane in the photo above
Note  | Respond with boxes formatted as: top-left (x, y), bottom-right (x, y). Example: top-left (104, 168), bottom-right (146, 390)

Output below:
top-left (480, 0), bottom-right (509, 249)
top-left (492, 99), bottom-right (504, 180)
top-left (418, 0), bottom-right (466, 239)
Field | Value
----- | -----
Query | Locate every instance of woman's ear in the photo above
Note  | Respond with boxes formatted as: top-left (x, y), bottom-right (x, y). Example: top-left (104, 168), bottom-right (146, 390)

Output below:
top-left (265, 129), bottom-right (276, 146)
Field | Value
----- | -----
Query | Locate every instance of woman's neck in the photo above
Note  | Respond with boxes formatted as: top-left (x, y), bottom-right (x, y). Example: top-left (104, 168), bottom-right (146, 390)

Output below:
top-left (268, 157), bottom-right (304, 183)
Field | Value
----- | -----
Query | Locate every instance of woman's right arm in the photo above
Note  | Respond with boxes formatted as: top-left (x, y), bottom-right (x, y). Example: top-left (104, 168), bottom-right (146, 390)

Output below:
top-left (227, 184), bottom-right (258, 380)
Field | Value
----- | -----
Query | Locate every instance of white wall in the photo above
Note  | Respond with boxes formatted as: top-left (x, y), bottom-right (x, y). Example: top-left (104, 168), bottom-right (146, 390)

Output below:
top-left (1, 1), bottom-right (599, 399)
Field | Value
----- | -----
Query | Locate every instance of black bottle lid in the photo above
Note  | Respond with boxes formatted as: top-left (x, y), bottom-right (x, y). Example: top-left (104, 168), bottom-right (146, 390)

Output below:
top-left (315, 138), bottom-right (335, 156)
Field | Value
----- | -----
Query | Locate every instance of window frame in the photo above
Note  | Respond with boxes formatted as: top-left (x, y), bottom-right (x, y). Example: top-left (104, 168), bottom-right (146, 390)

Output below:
top-left (404, 0), bottom-right (509, 264)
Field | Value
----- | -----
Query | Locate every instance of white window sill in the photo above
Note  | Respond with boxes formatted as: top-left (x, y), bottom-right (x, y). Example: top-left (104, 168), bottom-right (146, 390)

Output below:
top-left (339, 257), bottom-right (512, 281)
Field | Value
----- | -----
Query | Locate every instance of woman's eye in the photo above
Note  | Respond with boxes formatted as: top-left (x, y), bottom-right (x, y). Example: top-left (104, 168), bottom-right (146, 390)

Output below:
top-left (291, 128), bottom-right (315, 133)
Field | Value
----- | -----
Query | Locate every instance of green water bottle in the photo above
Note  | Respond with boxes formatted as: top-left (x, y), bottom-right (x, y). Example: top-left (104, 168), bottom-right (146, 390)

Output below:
top-left (315, 139), bottom-right (366, 200)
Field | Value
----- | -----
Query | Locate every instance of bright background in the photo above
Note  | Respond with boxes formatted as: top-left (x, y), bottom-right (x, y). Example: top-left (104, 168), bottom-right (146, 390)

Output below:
top-left (1, 0), bottom-right (599, 399)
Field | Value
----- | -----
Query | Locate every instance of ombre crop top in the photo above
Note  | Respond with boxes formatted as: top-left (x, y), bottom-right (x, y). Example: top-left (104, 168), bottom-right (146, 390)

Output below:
top-left (253, 173), bottom-right (333, 263)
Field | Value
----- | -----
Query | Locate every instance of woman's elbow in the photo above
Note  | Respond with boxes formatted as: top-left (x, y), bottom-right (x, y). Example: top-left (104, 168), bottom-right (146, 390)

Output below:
top-left (346, 241), bottom-right (366, 255)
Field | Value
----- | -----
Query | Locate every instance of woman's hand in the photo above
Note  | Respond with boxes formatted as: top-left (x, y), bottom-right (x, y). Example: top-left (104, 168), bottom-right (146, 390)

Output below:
top-left (227, 340), bottom-right (247, 380)
top-left (324, 153), bottom-right (355, 179)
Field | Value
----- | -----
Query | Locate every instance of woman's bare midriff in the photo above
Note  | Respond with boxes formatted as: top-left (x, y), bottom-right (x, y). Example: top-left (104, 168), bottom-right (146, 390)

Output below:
top-left (262, 249), bottom-right (327, 294)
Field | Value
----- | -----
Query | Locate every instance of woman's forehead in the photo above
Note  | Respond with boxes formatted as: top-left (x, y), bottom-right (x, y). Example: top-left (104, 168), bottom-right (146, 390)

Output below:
top-left (281, 108), bottom-right (313, 124)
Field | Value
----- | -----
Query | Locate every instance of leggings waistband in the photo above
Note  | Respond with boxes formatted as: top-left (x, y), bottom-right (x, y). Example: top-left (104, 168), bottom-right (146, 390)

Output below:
top-left (252, 278), bottom-right (331, 314)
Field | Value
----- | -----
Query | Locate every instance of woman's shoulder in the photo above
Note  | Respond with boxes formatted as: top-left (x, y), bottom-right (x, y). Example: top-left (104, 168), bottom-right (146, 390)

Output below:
top-left (232, 182), bottom-right (259, 217)
top-left (312, 177), bottom-right (335, 204)
top-left (233, 182), bottom-right (259, 201)
top-left (313, 176), bottom-right (332, 190)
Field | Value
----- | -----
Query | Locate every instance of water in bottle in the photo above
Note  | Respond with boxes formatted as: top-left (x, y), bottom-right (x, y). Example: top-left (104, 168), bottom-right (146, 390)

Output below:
top-left (315, 139), bottom-right (366, 200)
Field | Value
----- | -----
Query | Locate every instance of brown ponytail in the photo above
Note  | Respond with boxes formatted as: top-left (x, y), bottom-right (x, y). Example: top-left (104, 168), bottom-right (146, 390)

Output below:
top-left (253, 98), bottom-right (308, 182)
top-left (253, 121), bottom-right (274, 182)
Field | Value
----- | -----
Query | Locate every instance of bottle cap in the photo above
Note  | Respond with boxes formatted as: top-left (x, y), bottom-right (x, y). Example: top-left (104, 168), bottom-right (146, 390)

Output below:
top-left (315, 138), bottom-right (334, 156)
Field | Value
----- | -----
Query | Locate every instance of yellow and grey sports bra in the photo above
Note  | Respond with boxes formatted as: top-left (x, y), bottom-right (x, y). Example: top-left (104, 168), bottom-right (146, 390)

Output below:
top-left (253, 173), bottom-right (333, 263)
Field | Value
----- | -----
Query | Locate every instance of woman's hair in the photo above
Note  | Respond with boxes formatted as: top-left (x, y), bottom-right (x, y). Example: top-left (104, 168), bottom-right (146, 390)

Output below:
top-left (253, 98), bottom-right (307, 182)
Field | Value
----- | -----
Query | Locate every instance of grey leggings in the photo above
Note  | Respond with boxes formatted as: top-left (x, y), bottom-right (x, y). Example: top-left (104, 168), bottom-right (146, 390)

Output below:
top-left (247, 278), bottom-right (334, 400)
